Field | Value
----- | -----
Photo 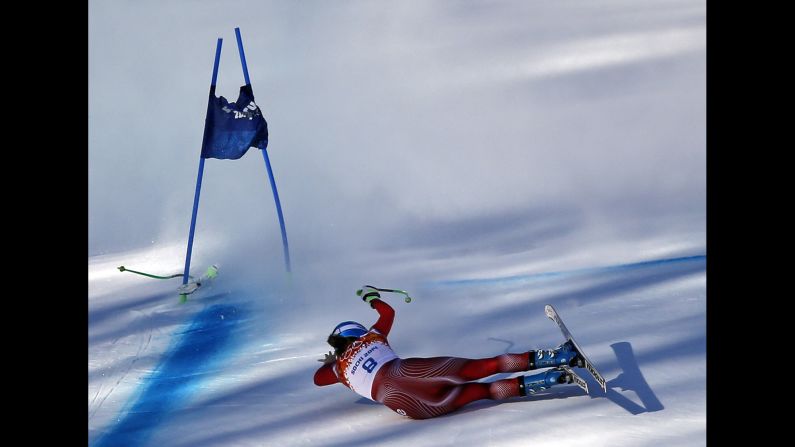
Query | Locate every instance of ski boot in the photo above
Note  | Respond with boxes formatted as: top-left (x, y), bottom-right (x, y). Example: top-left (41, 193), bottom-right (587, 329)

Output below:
top-left (530, 340), bottom-right (583, 369)
top-left (518, 367), bottom-right (574, 395)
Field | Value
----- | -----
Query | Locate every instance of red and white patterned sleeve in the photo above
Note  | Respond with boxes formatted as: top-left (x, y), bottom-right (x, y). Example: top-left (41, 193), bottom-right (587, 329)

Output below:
top-left (370, 299), bottom-right (395, 337)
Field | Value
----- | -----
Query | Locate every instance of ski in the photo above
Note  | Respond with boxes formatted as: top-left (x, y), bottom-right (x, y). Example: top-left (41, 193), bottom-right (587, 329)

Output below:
top-left (177, 281), bottom-right (201, 295)
top-left (560, 365), bottom-right (588, 394)
top-left (544, 304), bottom-right (607, 392)
top-left (176, 265), bottom-right (220, 297)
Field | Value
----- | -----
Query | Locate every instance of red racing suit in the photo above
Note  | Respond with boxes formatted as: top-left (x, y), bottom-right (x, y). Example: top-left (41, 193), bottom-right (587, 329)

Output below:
top-left (314, 299), bottom-right (531, 419)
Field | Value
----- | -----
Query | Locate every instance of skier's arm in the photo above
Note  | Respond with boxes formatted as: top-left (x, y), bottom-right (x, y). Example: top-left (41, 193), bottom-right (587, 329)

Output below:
top-left (314, 362), bottom-right (340, 386)
top-left (370, 299), bottom-right (395, 336)
top-left (359, 285), bottom-right (396, 336)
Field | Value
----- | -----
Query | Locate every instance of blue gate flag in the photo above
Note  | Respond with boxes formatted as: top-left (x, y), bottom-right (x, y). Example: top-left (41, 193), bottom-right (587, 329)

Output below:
top-left (201, 84), bottom-right (269, 160)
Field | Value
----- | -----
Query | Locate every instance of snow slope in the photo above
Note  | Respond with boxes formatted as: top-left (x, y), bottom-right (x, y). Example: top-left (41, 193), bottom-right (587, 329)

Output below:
top-left (88, 240), bottom-right (705, 446)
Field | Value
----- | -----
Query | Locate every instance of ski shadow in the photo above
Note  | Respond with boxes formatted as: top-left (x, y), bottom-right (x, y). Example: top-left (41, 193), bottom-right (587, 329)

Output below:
top-left (587, 341), bottom-right (664, 415)
top-left (475, 340), bottom-right (664, 415)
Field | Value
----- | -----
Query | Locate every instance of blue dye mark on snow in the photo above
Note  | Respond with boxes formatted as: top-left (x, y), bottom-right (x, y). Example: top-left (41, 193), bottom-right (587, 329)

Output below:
top-left (94, 304), bottom-right (242, 447)
top-left (432, 255), bottom-right (706, 287)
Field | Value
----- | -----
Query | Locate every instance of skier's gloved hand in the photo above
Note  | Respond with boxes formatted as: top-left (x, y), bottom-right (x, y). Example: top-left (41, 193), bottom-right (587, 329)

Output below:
top-left (357, 285), bottom-right (381, 303)
top-left (318, 351), bottom-right (337, 364)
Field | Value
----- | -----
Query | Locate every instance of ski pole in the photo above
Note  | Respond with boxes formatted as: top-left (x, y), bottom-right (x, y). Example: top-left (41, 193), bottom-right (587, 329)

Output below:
top-left (117, 266), bottom-right (184, 280)
top-left (356, 286), bottom-right (413, 303)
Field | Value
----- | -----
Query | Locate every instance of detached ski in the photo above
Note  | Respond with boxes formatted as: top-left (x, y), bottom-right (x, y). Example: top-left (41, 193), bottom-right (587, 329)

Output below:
top-left (176, 265), bottom-right (220, 297)
top-left (544, 304), bottom-right (607, 392)
top-left (177, 281), bottom-right (201, 295)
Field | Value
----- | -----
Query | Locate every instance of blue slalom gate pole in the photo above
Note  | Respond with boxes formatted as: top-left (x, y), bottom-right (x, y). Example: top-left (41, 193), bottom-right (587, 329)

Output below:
top-left (235, 27), bottom-right (251, 85)
top-left (183, 157), bottom-right (206, 284)
top-left (183, 38), bottom-right (224, 290)
top-left (235, 27), bottom-right (292, 273)
top-left (261, 149), bottom-right (291, 272)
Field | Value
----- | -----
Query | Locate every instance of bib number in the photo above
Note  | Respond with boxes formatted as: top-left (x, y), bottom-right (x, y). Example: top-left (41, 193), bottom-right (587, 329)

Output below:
top-left (362, 358), bottom-right (377, 373)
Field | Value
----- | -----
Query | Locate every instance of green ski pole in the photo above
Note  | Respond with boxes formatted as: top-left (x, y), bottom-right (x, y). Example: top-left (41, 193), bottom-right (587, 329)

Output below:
top-left (356, 286), bottom-right (413, 303)
top-left (117, 266), bottom-right (184, 280)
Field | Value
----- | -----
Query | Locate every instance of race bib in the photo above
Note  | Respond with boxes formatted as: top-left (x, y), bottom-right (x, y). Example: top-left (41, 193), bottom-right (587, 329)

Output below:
top-left (337, 331), bottom-right (398, 399)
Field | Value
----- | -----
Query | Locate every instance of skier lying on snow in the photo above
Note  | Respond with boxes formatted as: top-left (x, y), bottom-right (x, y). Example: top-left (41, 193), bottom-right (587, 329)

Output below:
top-left (314, 286), bottom-right (584, 419)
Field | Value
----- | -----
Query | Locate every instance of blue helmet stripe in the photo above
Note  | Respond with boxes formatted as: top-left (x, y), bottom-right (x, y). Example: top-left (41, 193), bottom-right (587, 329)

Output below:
top-left (333, 321), bottom-right (367, 337)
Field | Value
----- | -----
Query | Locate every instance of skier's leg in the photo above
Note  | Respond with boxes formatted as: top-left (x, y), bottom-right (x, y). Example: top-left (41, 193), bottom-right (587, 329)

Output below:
top-left (376, 377), bottom-right (522, 419)
top-left (446, 378), bottom-right (522, 408)
top-left (456, 354), bottom-right (532, 380)
top-left (439, 368), bottom-right (577, 414)
top-left (374, 360), bottom-right (577, 419)
top-left (393, 354), bottom-right (531, 383)
top-left (394, 347), bottom-right (579, 382)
